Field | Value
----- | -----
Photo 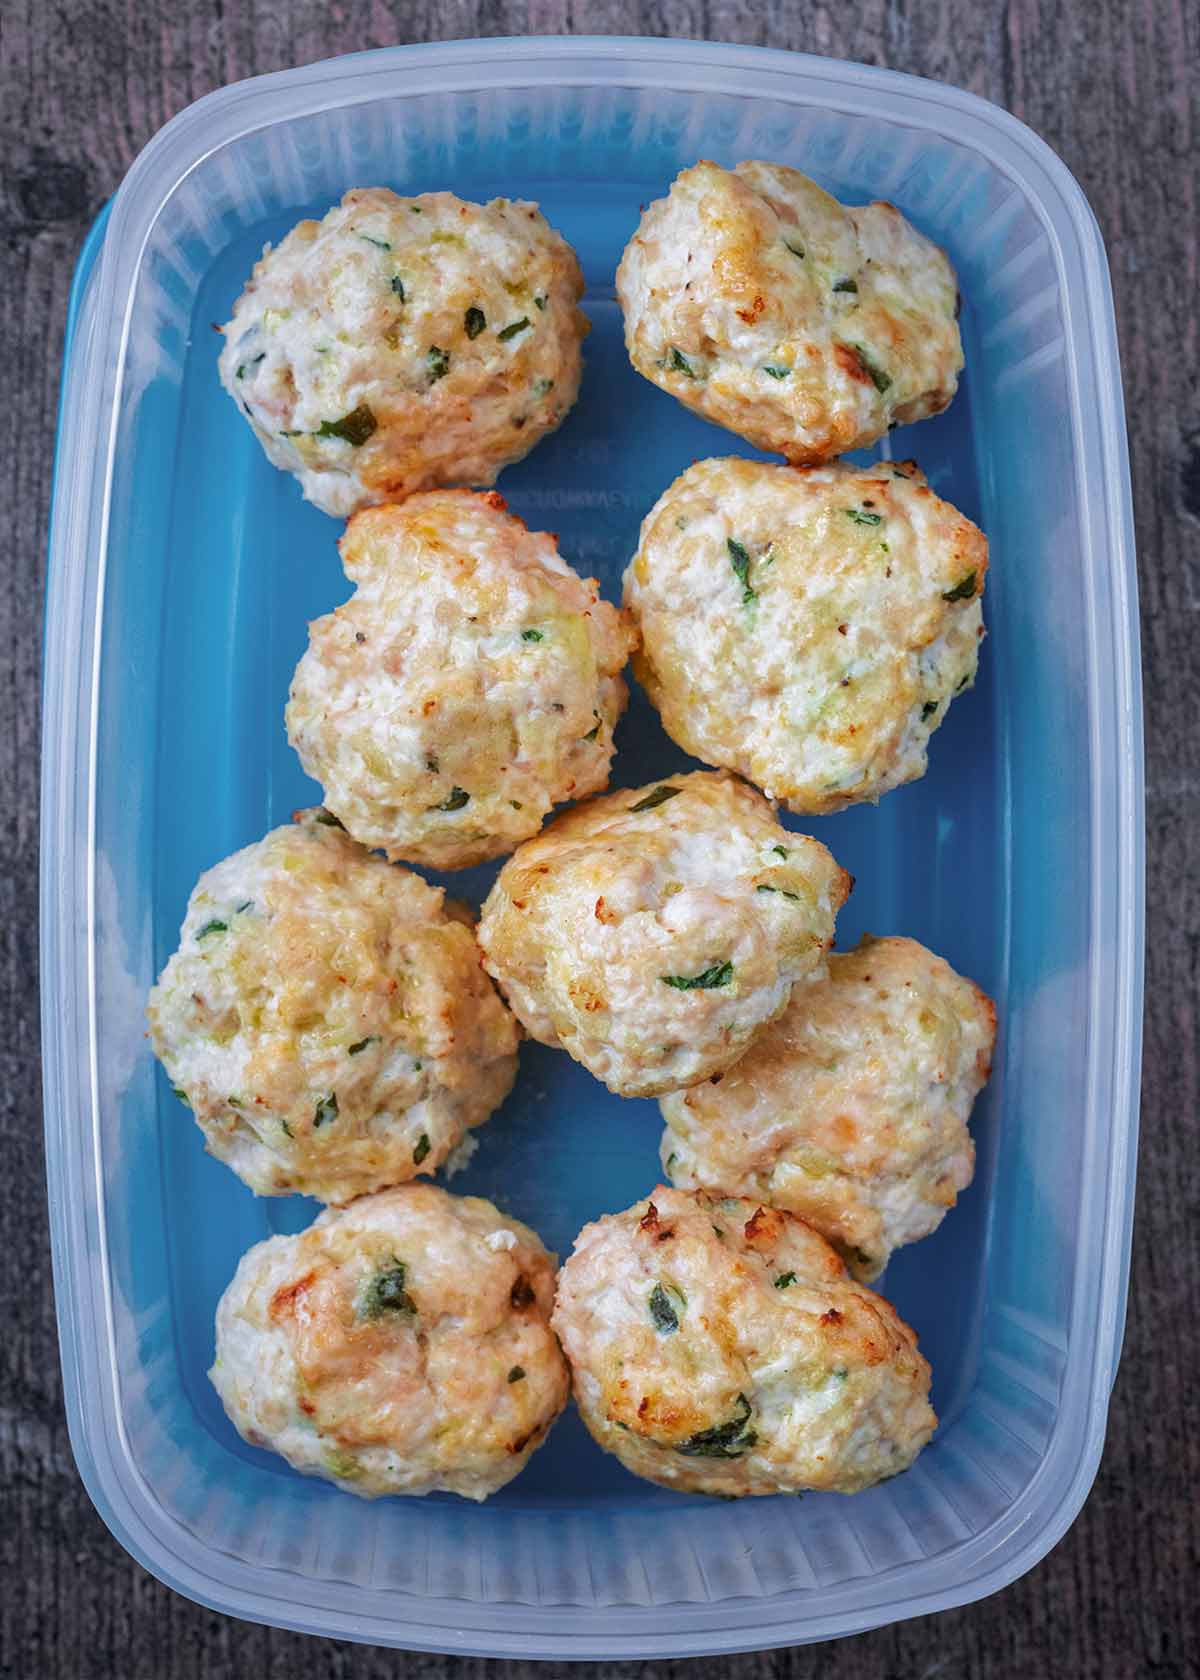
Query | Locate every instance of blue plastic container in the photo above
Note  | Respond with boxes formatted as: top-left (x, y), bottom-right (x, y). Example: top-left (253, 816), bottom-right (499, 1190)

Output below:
top-left (41, 37), bottom-right (1142, 1659)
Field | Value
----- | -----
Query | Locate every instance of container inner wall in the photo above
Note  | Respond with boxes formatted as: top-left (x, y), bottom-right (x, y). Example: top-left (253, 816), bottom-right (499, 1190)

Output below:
top-left (88, 76), bottom-right (1091, 1611)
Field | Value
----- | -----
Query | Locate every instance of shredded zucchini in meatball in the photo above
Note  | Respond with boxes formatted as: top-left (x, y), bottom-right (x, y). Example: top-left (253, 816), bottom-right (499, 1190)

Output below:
top-left (617, 160), bottom-right (962, 462)
top-left (478, 770), bottom-right (850, 1096)
top-left (661, 935), bottom-right (996, 1277)
top-left (287, 491), bottom-right (636, 870)
top-left (147, 809), bottom-right (519, 1201)
top-left (554, 1186), bottom-right (936, 1496)
top-left (212, 1186), bottom-right (568, 1499)
top-left (220, 186), bottom-right (588, 516)
top-left (625, 457), bottom-right (987, 814)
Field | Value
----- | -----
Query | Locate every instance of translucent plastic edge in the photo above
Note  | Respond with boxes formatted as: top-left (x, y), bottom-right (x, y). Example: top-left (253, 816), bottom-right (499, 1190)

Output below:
top-left (40, 37), bottom-right (1144, 1659)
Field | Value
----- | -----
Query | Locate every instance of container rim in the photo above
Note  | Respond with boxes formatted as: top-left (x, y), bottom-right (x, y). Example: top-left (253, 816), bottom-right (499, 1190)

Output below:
top-left (41, 34), bottom-right (1143, 1659)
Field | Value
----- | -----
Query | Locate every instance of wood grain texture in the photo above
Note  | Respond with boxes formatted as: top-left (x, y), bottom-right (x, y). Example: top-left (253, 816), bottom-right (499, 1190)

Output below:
top-left (2, 2), bottom-right (1197, 1675)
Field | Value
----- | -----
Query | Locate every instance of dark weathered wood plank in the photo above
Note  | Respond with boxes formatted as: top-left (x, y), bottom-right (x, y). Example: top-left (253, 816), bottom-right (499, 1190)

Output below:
top-left (2, 1), bottom-right (1197, 1676)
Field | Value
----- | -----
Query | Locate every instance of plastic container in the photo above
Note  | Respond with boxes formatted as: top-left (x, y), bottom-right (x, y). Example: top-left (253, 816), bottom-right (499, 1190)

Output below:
top-left (41, 36), bottom-right (1142, 1660)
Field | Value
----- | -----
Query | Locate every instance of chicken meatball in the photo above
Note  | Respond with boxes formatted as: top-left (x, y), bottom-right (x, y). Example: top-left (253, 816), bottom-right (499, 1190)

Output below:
top-left (660, 936), bottom-right (996, 1280)
top-left (211, 1185), bottom-right (568, 1500)
top-left (625, 456), bottom-right (987, 815)
top-left (553, 1186), bottom-right (936, 1496)
top-left (286, 491), bottom-right (636, 871)
top-left (146, 809), bottom-right (519, 1201)
top-left (477, 771), bottom-right (850, 1097)
top-left (219, 187), bottom-right (588, 517)
top-left (617, 159), bottom-right (961, 461)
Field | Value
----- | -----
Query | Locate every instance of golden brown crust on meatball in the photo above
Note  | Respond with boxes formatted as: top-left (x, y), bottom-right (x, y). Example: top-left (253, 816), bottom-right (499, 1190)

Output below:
top-left (219, 187), bottom-right (588, 516)
top-left (477, 771), bottom-right (851, 1096)
top-left (625, 456), bottom-right (987, 814)
top-left (617, 160), bottom-right (962, 462)
top-left (552, 1186), bottom-right (936, 1496)
top-left (661, 936), bottom-right (997, 1278)
top-left (286, 491), bottom-right (636, 870)
top-left (212, 1185), bottom-right (568, 1499)
top-left (146, 810), bottom-right (519, 1200)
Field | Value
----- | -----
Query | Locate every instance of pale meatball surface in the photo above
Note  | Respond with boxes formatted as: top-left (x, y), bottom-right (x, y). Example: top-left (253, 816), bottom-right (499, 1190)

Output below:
top-left (552, 1186), bottom-right (936, 1496)
top-left (219, 187), bottom-right (588, 516)
top-left (477, 771), bottom-right (850, 1097)
top-left (617, 160), bottom-right (962, 461)
top-left (286, 491), bottom-right (636, 871)
top-left (661, 936), bottom-right (996, 1280)
top-left (211, 1185), bottom-right (568, 1500)
top-left (146, 810), bottom-right (519, 1201)
top-left (626, 457), bottom-right (987, 815)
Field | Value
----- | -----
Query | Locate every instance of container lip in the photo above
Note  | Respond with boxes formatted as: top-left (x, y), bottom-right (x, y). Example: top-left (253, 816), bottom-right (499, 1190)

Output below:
top-left (96, 33), bottom-right (1118, 314)
top-left (42, 36), bottom-right (1143, 1658)
top-left (90, 33), bottom-right (1114, 232)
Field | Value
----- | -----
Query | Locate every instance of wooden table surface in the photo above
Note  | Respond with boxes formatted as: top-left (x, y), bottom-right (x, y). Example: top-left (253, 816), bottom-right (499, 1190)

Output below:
top-left (2, 3), bottom-right (1196, 1676)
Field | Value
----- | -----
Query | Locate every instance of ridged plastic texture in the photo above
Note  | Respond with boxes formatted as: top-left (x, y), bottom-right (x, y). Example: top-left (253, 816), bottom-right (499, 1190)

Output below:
top-left (41, 37), bottom-right (1142, 1660)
